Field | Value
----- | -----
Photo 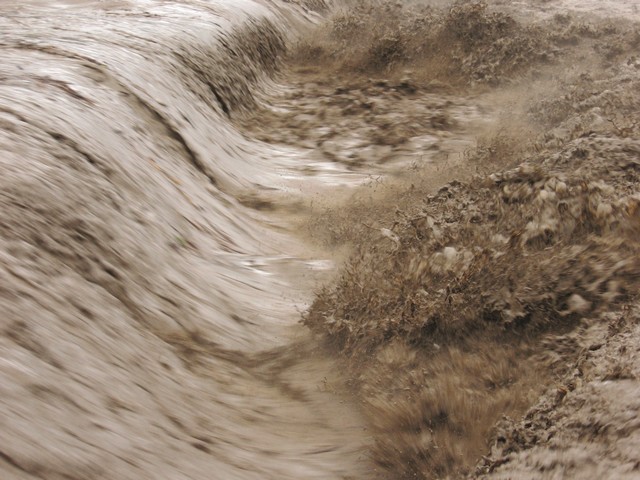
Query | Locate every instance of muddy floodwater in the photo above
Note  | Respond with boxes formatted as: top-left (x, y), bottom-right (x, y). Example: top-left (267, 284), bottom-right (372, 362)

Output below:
top-left (0, 1), bottom-right (379, 478)
top-left (1, 0), bottom-right (640, 479)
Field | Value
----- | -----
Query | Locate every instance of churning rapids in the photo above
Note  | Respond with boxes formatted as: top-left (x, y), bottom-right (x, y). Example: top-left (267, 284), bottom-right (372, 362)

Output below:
top-left (4, 0), bottom-right (640, 478)
top-left (0, 1), bottom-right (384, 478)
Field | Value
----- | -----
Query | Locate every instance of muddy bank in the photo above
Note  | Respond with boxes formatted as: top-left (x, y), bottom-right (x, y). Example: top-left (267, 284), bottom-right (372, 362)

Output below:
top-left (476, 307), bottom-right (640, 479)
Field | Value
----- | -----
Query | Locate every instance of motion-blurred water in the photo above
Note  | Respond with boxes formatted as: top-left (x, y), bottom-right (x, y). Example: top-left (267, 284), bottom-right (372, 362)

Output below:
top-left (0, 1), bottom-right (375, 478)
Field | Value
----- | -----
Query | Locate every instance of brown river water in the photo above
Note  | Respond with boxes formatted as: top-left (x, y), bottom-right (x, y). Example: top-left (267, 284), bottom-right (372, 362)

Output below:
top-left (4, 0), bottom-right (638, 478)
top-left (0, 1), bottom-right (385, 478)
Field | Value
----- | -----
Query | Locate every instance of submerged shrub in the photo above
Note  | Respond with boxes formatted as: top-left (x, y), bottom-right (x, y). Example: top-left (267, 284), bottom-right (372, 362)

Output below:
top-left (289, 1), bottom-right (555, 85)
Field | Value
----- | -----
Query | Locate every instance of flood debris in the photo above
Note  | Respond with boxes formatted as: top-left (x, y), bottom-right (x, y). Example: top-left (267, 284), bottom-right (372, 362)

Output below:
top-left (299, 3), bottom-right (640, 478)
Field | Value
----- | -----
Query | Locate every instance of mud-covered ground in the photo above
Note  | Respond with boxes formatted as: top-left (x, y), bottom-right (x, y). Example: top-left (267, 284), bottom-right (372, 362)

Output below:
top-left (1, 0), bottom-right (639, 479)
top-left (273, 0), bottom-right (640, 478)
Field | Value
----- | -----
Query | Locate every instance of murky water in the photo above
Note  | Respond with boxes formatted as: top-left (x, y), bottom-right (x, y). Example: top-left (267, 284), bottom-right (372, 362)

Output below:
top-left (2, 0), bottom-right (639, 478)
top-left (0, 1), bottom-right (379, 478)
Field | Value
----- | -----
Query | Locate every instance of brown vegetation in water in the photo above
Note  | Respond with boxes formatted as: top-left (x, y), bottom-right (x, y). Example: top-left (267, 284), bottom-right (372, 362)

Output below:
top-left (299, 4), bottom-right (640, 477)
top-left (290, 1), bottom-right (557, 85)
top-left (304, 129), bottom-right (640, 476)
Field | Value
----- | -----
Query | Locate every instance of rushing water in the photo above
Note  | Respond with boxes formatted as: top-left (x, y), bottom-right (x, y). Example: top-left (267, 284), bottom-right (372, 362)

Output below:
top-left (0, 1), bottom-right (379, 478)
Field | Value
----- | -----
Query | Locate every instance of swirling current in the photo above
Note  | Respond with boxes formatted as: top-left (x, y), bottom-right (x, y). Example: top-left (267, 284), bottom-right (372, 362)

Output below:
top-left (4, 1), bottom-right (640, 479)
top-left (0, 1), bottom-right (376, 478)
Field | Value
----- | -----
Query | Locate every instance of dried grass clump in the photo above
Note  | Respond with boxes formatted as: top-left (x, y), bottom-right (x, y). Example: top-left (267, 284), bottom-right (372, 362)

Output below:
top-left (357, 340), bottom-right (541, 478)
top-left (303, 120), bottom-right (640, 479)
top-left (305, 142), bottom-right (640, 353)
top-left (290, 1), bottom-right (556, 85)
top-left (445, 1), bottom-right (516, 47)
